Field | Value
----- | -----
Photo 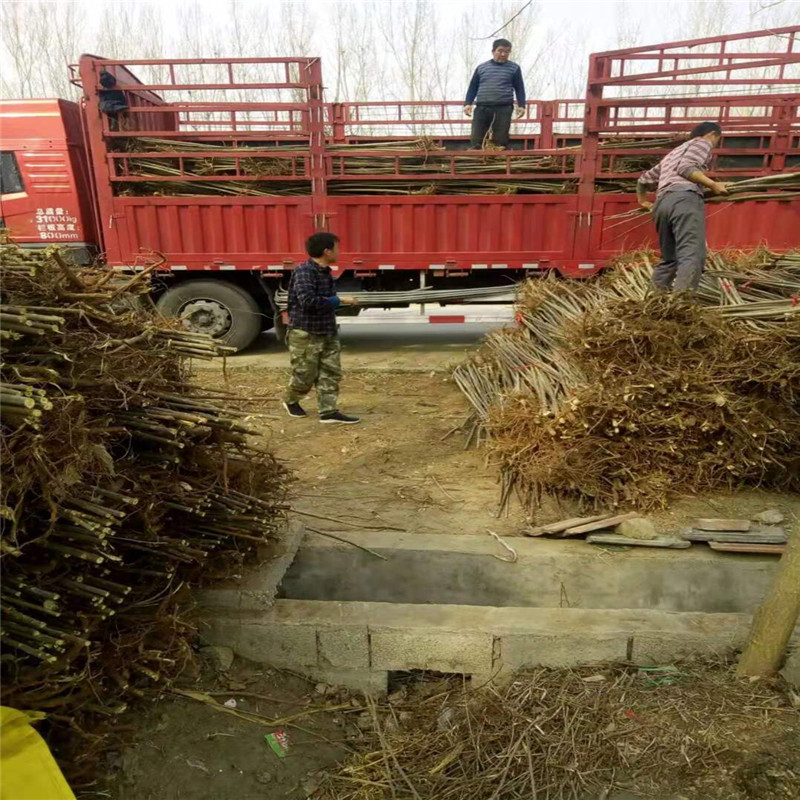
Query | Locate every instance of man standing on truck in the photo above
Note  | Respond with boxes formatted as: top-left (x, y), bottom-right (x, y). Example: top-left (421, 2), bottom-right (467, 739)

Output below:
top-left (637, 122), bottom-right (728, 292)
top-left (282, 233), bottom-right (361, 425)
top-left (98, 71), bottom-right (129, 131)
top-left (464, 39), bottom-right (526, 149)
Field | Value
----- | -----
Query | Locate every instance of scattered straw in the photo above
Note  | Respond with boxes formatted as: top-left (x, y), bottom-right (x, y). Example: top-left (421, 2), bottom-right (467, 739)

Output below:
top-left (318, 661), bottom-right (799, 800)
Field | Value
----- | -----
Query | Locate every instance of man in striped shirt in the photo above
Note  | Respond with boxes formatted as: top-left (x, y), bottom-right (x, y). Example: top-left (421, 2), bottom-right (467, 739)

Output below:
top-left (637, 121), bottom-right (728, 292)
top-left (464, 39), bottom-right (526, 149)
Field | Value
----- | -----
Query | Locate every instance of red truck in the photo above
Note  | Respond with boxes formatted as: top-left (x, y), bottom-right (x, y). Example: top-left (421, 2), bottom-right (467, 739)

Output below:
top-left (1, 26), bottom-right (798, 349)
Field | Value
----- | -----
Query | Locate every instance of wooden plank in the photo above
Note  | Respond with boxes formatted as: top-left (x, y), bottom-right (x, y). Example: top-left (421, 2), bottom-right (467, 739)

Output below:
top-left (680, 527), bottom-right (787, 544)
top-left (523, 514), bottom-right (611, 537)
top-left (587, 534), bottom-right (691, 549)
top-left (709, 542), bottom-right (786, 555)
top-left (693, 518), bottom-right (751, 532)
top-left (564, 512), bottom-right (641, 536)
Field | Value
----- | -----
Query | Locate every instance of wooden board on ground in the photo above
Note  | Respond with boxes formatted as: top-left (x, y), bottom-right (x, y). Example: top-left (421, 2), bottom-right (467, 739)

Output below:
top-left (680, 527), bottom-right (786, 544)
top-left (523, 514), bottom-right (611, 537)
top-left (563, 512), bottom-right (641, 536)
top-left (709, 542), bottom-right (787, 555)
top-left (693, 518), bottom-right (751, 532)
top-left (586, 534), bottom-right (691, 549)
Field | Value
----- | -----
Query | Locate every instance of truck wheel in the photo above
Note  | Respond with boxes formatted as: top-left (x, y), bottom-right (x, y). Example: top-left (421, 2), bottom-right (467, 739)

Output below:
top-left (156, 281), bottom-right (262, 352)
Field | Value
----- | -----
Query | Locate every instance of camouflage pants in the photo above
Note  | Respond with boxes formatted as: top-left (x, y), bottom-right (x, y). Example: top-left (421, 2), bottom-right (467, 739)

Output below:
top-left (284, 329), bottom-right (342, 415)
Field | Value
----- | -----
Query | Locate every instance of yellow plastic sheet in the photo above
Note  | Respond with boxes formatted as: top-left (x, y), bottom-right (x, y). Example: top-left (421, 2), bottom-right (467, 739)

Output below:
top-left (0, 707), bottom-right (76, 800)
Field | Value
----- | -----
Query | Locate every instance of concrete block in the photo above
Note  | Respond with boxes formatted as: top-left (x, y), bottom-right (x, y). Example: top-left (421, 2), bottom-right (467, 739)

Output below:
top-left (300, 667), bottom-right (388, 695)
top-left (631, 615), bottom-right (751, 664)
top-left (370, 629), bottom-right (493, 674)
top-left (631, 634), bottom-right (739, 665)
top-left (499, 632), bottom-right (626, 670)
top-left (200, 645), bottom-right (235, 672)
top-left (318, 627), bottom-right (370, 669)
top-left (196, 613), bottom-right (241, 650)
top-left (197, 522), bottom-right (305, 612)
top-left (196, 588), bottom-right (241, 610)
top-left (237, 622), bottom-right (318, 668)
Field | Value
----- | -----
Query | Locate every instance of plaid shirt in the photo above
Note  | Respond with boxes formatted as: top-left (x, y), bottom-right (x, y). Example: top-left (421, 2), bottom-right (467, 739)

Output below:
top-left (287, 259), bottom-right (339, 335)
top-left (637, 138), bottom-right (713, 199)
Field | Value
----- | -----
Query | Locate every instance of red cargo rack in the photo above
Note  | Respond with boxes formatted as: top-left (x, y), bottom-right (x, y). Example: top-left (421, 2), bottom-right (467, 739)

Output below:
top-left (577, 26), bottom-right (800, 265)
top-left (75, 27), bottom-right (799, 280)
top-left (76, 55), bottom-right (326, 270)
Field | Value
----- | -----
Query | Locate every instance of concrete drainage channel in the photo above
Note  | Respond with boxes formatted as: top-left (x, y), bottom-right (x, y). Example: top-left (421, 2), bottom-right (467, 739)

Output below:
top-left (198, 527), bottom-right (787, 693)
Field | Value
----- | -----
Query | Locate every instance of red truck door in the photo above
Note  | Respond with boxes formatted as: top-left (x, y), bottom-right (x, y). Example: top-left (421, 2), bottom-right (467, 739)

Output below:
top-left (0, 99), bottom-right (98, 259)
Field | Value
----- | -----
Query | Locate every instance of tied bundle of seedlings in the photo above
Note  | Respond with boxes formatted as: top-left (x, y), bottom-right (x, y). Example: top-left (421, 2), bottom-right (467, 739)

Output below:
top-left (607, 171), bottom-right (800, 219)
top-left (454, 248), bottom-right (800, 512)
top-left (0, 241), bottom-right (290, 783)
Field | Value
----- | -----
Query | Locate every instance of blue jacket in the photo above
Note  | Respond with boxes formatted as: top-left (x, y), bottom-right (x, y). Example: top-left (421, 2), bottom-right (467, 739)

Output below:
top-left (466, 60), bottom-right (526, 106)
top-left (287, 259), bottom-right (341, 335)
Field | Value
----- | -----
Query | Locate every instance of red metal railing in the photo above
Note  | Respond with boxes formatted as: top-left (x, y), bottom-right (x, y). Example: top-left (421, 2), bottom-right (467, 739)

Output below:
top-left (109, 150), bottom-right (312, 183)
top-left (328, 100), bottom-right (586, 147)
top-left (590, 26), bottom-right (799, 88)
top-left (76, 28), bottom-right (800, 275)
top-left (573, 26), bottom-right (800, 261)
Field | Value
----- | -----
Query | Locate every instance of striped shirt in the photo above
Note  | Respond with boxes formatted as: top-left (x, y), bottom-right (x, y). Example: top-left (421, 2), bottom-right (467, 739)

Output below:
top-left (465, 60), bottom-right (526, 107)
top-left (637, 138), bottom-right (713, 199)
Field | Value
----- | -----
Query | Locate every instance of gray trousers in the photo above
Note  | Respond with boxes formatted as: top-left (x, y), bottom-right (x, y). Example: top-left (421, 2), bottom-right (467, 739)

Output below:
top-left (651, 190), bottom-right (707, 292)
top-left (470, 104), bottom-right (513, 148)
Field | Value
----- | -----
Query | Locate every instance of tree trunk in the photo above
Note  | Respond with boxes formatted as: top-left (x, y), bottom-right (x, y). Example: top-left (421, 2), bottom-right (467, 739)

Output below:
top-left (737, 522), bottom-right (800, 678)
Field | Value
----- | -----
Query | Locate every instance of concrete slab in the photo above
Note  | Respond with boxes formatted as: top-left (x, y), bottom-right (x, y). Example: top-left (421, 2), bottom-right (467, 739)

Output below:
top-left (279, 531), bottom-right (780, 613)
top-left (201, 601), bottom-right (759, 686)
top-left (197, 532), bottom-right (798, 694)
top-left (318, 627), bottom-right (370, 669)
top-left (499, 632), bottom-right (625, 670)
top-left (198, 521), bottom-right (305, 611)
top-left (237, 619), bottom-right (318, 667)
top-left (370, 629), bottom-right (494, 674)
top-left (301, 667), bottom-right (388, 694)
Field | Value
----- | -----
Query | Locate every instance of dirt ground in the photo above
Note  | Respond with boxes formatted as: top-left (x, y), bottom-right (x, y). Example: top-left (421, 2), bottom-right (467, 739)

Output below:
top-left (106, 655), bottom-right (799, 800)
top-left (104, 335), bottom-right (800, 800)
top-left (194, 351), bottom-right (800, 539)
top-left (106, 657), bottom-right (347, 800)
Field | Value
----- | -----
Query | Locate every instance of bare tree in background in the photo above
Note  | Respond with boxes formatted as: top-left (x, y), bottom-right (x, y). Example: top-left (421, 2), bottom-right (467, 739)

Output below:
top-left (0, 1), bottom-right (80, 99)
top-left (278, 0), bottom-right (314, 102)
top-left (677, 0), bottom-right (737, 40)
top-left (455, 8), bottom-right (482, 93)
top-left (46, 1), bottom-right (86, 98)
top-left (224, 1), bottom-right (275, 104)
top-left (329, 2), bottom-right (384, 102)
top-left (95, 3), bottom-right (166, 61)
top-left (533, 23), bottom-right (588, 100)
top-left (0, 0), bottom-right (795, 109)
top-left (380, 0), bottom-right (437, 102)
top-left (614, 2), bottom-right (643, 50)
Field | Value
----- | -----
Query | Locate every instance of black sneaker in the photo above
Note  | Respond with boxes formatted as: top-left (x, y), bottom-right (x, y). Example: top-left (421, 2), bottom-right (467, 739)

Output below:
top-left (282, 401), bottom-right (307, 418)
top-left (320, 410), bottom-right (361, 425)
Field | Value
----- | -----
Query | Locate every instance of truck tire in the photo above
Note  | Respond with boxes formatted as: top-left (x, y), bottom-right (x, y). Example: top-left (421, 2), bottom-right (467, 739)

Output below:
top-left (156, 280), bottom-right (262, 352)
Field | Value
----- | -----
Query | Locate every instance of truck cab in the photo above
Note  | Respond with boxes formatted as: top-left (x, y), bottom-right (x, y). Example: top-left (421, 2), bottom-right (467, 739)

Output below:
top-left (0, 99), bottom-right (98, 262)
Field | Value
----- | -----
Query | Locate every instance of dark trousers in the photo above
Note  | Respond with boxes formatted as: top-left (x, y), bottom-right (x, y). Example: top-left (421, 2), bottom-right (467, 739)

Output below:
top-left (470, 104), bottom-right (513, 148)
top-left (651, 190), bottom-right (707, 292)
